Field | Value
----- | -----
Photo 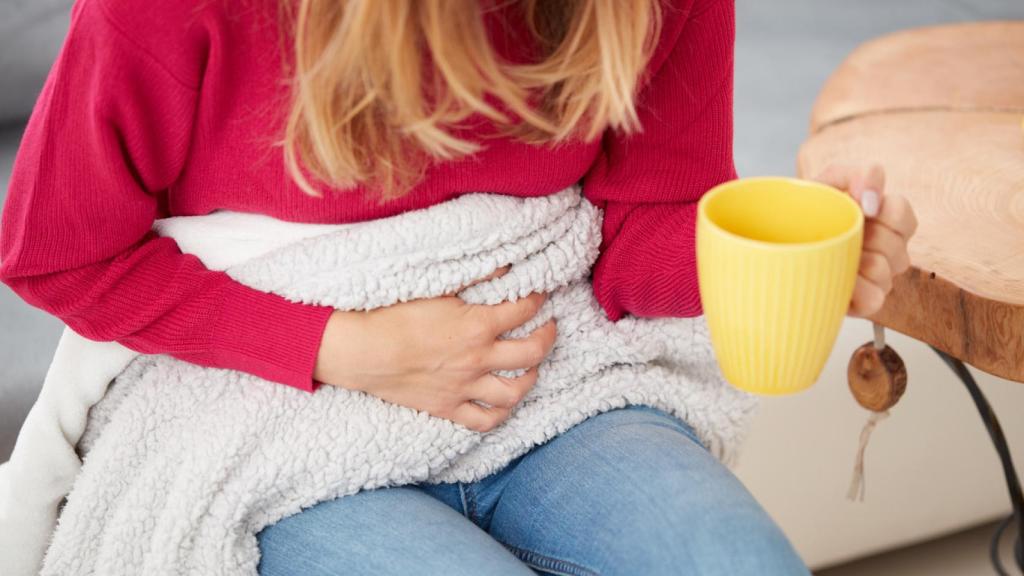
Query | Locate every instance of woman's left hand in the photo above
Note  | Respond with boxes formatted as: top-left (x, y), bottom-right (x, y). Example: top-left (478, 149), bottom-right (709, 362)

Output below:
top-left (813, 164), bottom-right (919, 318)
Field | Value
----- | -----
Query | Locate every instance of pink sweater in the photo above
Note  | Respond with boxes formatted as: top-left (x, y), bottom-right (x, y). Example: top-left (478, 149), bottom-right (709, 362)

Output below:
top-left (0, 0), bottom-right (736, 392)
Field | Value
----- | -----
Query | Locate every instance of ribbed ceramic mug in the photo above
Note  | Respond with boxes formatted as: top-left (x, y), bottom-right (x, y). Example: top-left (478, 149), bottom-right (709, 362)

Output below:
top-left (696, 176), bottom-right (864, 395)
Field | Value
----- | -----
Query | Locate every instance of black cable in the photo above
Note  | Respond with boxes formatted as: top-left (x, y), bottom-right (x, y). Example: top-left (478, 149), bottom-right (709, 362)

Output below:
top-left (931, 346), bottom-right (1024, 575)
top-left (1017, 525), bottom-right (1024, 570)
top-left (1016, 517), bottom-right (1024, 572)
top-left (992, 512), bottom-right (1019, 576)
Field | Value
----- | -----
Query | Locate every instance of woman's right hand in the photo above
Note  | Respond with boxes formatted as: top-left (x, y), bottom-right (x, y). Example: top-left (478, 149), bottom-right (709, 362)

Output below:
top-left (313, 266), bottom-right (557, 432)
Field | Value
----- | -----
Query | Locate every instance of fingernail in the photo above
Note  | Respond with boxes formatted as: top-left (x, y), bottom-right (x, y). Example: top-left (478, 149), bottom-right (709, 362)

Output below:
top-left (861, 190), bottom-right (880, 217)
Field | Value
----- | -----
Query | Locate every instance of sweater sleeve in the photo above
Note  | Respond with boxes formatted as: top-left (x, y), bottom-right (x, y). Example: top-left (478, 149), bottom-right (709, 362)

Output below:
top-left (582, 0), bottom-right (736, 321)
top-left (0, 0), bottom-right (335, 392)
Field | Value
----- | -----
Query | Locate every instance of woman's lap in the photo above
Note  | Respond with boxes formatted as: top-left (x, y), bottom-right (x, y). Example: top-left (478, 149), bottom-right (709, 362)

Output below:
top-left (256, 484), bottom-right (534, 575)
top-left (256, 404), bottom-right (809, 575)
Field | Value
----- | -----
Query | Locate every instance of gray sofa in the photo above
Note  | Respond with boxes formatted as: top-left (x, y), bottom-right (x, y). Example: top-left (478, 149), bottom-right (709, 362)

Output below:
top-left (0, 0), bottom-right (72, 463)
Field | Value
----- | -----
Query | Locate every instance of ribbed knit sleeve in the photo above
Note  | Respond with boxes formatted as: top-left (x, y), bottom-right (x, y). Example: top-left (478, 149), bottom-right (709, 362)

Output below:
top-left (583, 0), bottom-right (736, 321)
top-left (0, 0), bottom-right (335, 392)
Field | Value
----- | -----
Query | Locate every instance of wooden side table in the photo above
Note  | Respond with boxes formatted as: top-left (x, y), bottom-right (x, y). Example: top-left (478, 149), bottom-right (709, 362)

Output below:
top-left (797, 21), bottom-right (1024, 572)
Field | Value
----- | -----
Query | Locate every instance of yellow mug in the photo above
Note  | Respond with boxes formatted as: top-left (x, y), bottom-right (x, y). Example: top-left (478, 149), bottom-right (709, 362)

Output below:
top-left (696, 176), bottom-right (864, 395)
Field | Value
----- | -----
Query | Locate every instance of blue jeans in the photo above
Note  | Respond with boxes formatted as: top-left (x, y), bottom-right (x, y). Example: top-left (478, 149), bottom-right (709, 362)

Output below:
top-left (256, 404), bottom-right (810, 575)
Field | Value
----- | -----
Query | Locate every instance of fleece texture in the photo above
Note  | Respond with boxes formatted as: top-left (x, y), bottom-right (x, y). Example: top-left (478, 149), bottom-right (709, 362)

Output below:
top-left (1, 186), bottom-right (759, 576)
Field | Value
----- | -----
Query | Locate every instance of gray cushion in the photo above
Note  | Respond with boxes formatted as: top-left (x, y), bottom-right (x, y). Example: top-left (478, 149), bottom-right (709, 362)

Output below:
top-left (0, 0), bottom-right (73, 124)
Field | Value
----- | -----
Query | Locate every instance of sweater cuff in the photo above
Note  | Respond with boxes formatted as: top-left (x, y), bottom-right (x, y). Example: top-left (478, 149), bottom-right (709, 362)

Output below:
top-left (590, 201), bottom-right (702, 322)
top-left (209, 277), bottom-right (335, 392)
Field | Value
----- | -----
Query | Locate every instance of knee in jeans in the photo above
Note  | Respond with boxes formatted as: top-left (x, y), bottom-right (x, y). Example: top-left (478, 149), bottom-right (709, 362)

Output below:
top-left (588, 509), bottom-right (808, 576)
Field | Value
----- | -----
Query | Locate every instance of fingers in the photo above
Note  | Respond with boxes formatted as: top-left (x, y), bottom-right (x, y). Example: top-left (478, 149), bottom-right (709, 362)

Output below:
top-left (485, 318), bottom-right (557, 370)
top-left (849, 275), bottom-right (887, 318)
top-left (447, 265), bottom-right (512, 296)
top-left (814, 163), bottom-right (885, 217)
top-left (864, 221), bottom-right (911, 274)
top-left (815, 164), bottom-right (918, 241)
top-left (815, 164), bottom-right (920, 319)
top-left (859, 251), bottom-right (892, 293)
top-left (872, 193), bottom-right (918, 241)
top-left (467, 366), bottom-right (539, 409)
top-left (850, 251), bottom-right (893, 318)
top-left (447, 367), bottom-right (540, 432)
top-left (451, 401), bottom-right (513, 433)
top-left (483, 291), bottom-right (548, 336)
top-left (849, 164), bottom-right (886, 217)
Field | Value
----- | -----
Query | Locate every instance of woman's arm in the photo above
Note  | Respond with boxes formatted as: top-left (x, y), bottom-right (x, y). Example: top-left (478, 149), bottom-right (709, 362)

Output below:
top-left (583, 0), bottom-right (736, 321)
top-left (0, 0), bottom-right (334, 392)
top-left (582, 0), bottom-right (916, 322)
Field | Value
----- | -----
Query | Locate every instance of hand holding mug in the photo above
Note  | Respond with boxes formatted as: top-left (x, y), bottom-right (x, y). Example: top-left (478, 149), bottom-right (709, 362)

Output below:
top-left (812, 164), bottom-right (919, 318)
top-left (696, 168), bottom-right (919, 396)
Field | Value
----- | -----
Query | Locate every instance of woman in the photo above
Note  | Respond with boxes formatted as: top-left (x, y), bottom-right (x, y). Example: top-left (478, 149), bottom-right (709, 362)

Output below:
top-left (0, 0), bottom-right (917, 574)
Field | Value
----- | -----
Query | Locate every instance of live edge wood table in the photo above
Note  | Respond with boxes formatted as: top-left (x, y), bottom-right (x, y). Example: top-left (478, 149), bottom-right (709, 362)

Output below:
top-left (796, 21), bottom-right (1024, 570)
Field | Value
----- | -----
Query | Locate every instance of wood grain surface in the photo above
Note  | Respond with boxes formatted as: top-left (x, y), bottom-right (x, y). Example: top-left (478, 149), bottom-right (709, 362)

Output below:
top-left (799, 23), bottom-right (1024, 383)
top-left (809, 21), bottom-right (1024, 133)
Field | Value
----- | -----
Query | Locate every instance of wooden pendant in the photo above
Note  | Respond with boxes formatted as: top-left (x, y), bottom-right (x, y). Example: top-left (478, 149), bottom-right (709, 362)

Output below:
top-left (848, 342), bottom-right (908, 412)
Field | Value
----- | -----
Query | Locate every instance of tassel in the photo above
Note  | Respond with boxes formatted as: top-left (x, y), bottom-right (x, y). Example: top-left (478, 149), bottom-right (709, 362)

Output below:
top-left (846, 323), bottom-right (907, 502)
top-left (847, 409), bottom-right (889, 501)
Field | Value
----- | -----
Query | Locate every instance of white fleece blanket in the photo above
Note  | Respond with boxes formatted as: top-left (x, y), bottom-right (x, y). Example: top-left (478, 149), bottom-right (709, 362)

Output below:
top-left (0, 186), bottom-right (758, 576)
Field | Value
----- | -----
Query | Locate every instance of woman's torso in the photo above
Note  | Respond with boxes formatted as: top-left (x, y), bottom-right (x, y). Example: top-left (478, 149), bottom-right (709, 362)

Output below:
top-left (159, 0), bottom-right (619, 223)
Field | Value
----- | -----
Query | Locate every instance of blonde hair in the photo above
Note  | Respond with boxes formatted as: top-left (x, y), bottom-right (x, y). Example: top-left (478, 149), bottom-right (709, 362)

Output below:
top-left (279, 0), bottom-right (663, 202)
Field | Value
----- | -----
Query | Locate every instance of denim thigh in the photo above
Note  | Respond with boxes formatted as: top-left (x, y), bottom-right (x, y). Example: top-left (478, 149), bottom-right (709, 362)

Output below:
top-left (422, 404), bottom-right (811, 576)
top-left (255, 484), bottom-right (534, 575)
